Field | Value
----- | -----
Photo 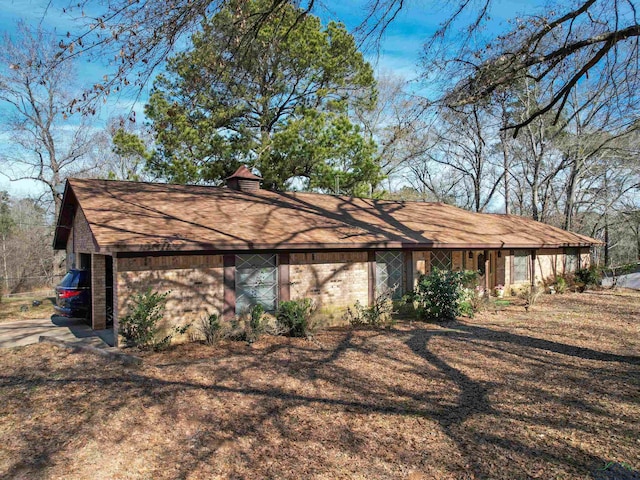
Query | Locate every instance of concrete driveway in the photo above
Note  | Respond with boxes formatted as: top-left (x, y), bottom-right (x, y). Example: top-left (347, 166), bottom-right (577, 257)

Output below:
top-left (0, 316), bottom-right (114, 349)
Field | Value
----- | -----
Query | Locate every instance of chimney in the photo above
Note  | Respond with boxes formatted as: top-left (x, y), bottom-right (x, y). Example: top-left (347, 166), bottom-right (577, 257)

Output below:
top-left (225, 166), bottom-right (262, 192)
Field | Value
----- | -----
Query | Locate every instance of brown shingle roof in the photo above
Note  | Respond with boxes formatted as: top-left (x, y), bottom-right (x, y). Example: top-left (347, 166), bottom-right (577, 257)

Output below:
top-left (54, 178), bottom-right (602, 252)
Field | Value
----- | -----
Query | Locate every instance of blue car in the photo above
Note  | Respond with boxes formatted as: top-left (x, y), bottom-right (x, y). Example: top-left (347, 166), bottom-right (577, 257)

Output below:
top-left (54, 269), bottom-right (91, 319)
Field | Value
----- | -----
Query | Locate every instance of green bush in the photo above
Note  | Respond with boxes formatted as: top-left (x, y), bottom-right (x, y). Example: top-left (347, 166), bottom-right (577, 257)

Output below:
top-left (344, 293), bottom-right (395, 328)
top-left (412, 269), bottom-right (478, 322)
top-left (119, 289), bottom-right (189, 350)
top-left (224, 305), bottom-right (267, 343)
top-left (276, 298), bottom-right (315, 337)
top-left (555, 276), bottom-right (567, 294)
top-left (519, 284), bottom-right (542, 311)
top-left (249, 304), bottom-right (265, 336)
top-left (459, 287), bottom-right (482, 318)
top-left (574, 266), bottom-right (601, 290)
top-left (198, 313), bottom-right (222, 345)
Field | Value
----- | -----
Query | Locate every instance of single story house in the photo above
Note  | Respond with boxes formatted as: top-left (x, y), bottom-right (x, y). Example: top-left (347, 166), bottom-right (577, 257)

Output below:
top-left (53, 167), bottom-right (602, 345)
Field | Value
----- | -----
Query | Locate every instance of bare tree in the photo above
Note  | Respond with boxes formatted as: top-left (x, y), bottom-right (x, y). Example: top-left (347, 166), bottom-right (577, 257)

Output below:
top-left (353, 73), bottom-right (430, 191)
top-left (619, 203), bottom-right (640, 262)
top-left (0, 23), bottom-right (99, 216)
top-left (52, 0), bottom-right (640, 134)
top-left (92, 116), bottom-right (154, 181)
top-left (503, 78), bottom-right (568, 222)
top-left (423, 0), bottom-right (640, 136)
top-left (553, 70), bottom-right (639, 231)
top-left (53, 0), bottom-right (321, 111)
top-left (416, 104), bottom-right (504, 212)
top-left (0, 193), bottom-right (54, 293)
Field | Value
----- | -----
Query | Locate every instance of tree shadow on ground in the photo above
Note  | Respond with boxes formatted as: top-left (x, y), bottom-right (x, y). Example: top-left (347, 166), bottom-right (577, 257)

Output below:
top-left (1, 316), bottom-right (639, 479)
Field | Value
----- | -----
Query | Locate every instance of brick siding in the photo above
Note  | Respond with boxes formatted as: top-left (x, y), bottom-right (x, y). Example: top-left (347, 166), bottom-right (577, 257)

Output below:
top-left (72, 207), bottom-right (96, 254)
top-left (65, 207), bottom-right (96, 268)
top-left (116, 255), bottom-right (224, 340)
top-left (108, 247), bottom-right (591, 341)
top-left (91, 254), bottom-right (107, 330)
top-left (290, 252), bottom-right (369, 323)
top-left (534, 248), bottom-right (564, 284)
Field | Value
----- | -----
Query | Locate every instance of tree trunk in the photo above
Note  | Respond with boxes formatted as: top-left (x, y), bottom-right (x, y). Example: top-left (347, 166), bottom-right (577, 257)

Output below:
top-left (563, 155), bottom-right (581, 231)
top-left (1, 233), bottom-right (8, 293)
top-left (501, 134), bottom-right (510, 214)
top-left (604, 215), bottom-right (610, 267)
top-left (531, 183), bottom-right (540, 221)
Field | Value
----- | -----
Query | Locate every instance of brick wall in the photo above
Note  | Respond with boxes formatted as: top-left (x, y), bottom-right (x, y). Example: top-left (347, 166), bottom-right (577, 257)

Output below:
top-left (495, 252), bottom-right (506, 286)
top-left (412, 251), bottom-right (430, 286)
top-left (580, 248), bottom-right (591, 269)
top-left (73, 207), bottom-right (96, 254)
top-left (116, 255), bottom-right (224, 339)
top-left (290, 252), bottom-right (369, 323)
top-left (452, 251), bottom-right (464, 271)
top-left (66, 229), bottom-right (74, 270)
top-left (534, 248), bottom-right (564, 284)
top-left (91, 254), bottom-right (107, 330)
top-left (503, 252), bottom-right (511, 286)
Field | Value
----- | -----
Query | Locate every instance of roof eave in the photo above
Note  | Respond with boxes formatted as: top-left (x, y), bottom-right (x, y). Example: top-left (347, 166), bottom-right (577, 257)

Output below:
top-left (53, 180), bottom-right (75, 250)
top-left (101, 239), bottom-right (601, 254)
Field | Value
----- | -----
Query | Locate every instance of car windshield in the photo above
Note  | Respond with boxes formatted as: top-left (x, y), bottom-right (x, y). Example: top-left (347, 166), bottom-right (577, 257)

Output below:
top-left (59, 270), bottom-right (88, 288)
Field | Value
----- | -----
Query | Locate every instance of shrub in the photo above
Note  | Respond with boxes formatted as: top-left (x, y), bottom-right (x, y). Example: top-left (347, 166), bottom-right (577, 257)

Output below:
top-left (412, 269), bottom-right (478, 322)
top-left (519, 284), bottom-right (542, 312)
top-left (198, 313), bottom-right (222, 345)
top-left (574, 266), bottom-right (601, 291)
top-left (345, 292), bottom-right (395, 328)
top-left (346, 284), bottom-right (396, 328)
top-left (242, 304), bottom-right (266, 343)
top-left (460, 270), bottom-right (480, 289)
top-left (555, 276), bottom-right (567, 294)
top-left (459, 286), bottom-right (484, 318)
top-left (119, 289), bottom-right (189, 350)
top-left (224, 305), bottom-right (268, 343)
top-left (249, 304), bottom-right (265, 336)
top-left (276, 298), bottom-right (315, 337)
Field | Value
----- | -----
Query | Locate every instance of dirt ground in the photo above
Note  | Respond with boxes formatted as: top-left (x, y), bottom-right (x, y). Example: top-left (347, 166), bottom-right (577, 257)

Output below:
top-left (0, 292), bottom-right (55, 323)
top-left (0, 290), bottom-right (639, 480)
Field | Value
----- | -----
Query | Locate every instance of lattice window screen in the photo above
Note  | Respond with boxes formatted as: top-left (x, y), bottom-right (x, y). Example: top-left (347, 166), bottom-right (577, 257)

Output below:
top-left (512, 251), bottom-right (530, 283)
top-left (376, 251), bottom-right (404, 299)
top-left (431, 251), bottom-right (452, 271)
top-left (235, 254), bottom-right (278, 313)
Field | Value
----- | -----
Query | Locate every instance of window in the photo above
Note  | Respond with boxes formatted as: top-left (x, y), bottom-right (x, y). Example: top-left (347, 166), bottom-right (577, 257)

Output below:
top-left (235, 254), bottom-right (278, 313)
top-left (376, 251), bottom-right (404, 299)
top-left (512, 251), bottom-right (530, 283)
top-left (565, 248), bottom-right (579, 273)
top-left (431, 251), bottom-right (452, 271)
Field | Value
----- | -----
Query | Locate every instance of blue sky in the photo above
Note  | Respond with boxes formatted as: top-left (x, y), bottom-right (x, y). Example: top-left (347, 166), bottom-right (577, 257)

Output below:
top-left (0, 0), bottom-right (540, 198)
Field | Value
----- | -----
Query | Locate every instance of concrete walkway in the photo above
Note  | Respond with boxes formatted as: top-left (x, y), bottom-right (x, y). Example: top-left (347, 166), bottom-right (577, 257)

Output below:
top-left (0, 316), bottom-right (114, 349)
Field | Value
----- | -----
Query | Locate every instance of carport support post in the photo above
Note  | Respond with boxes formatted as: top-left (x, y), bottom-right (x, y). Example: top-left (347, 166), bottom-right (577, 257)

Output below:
top-left (368, 251), bottom-right (376, 306)
top-left (223, 254), bottom-right (236, 321)
top-left (91, 254), bottom-right (107, 330)
top-left (531, 250), bottom-right (537, 287)
top-left (112, 253), bottom-right (119, 348)
top-left (484, 249), bottom-right (490, 293)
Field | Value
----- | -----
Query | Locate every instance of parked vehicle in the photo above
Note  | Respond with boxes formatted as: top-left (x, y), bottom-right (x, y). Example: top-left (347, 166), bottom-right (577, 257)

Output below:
top-left (54, 269), bottom-right (91, 319)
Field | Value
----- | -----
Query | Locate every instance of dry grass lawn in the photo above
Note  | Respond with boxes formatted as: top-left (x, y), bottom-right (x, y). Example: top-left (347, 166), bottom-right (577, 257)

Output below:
top-left (1, 290), bottom-right (639, 479)
top-left (0, 292), bottom-right (55, 323)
